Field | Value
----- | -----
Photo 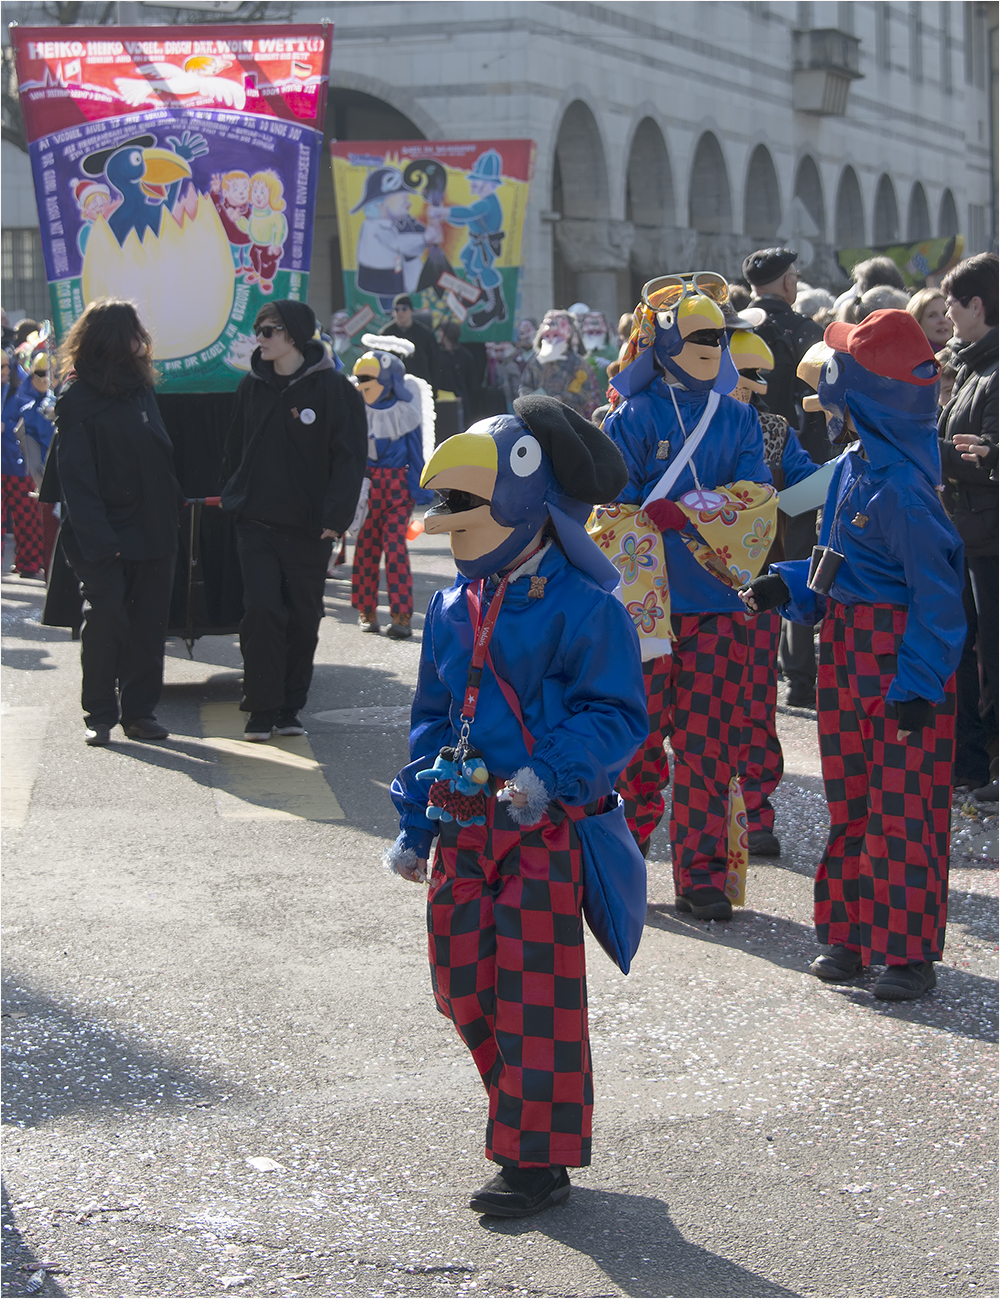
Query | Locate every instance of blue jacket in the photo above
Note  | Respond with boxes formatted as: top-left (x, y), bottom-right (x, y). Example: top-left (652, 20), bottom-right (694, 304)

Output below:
top-left (1, 378), bottom-right (27, 477)
top-left (781, 425), bottom-right (820, 487)
top-left (391, 542), bottom-right (649, 858)
top-left (15, 375), bottom-right (55, 464)
top-left (603, 382), bottom-right (772, 612)
top-left (772, 391), bottom-right (965, 706)
top-left (364, 384), bottom-right (434, 506)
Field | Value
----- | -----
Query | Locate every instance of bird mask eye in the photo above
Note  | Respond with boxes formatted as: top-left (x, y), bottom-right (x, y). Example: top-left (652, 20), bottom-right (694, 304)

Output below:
top-left (509, 434), bottom-right (542, 477)
top-left (824, 356), bottom-right (841, 386)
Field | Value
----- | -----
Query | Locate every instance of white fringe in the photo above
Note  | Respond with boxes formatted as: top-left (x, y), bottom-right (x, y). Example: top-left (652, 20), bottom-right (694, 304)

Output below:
top-left (498, 766), bottom-right (550, 827)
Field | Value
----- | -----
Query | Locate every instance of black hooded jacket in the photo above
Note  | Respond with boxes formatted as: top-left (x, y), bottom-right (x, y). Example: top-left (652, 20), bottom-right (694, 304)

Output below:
top-left (51, 374), bottom-right (182, 562)
top-left (938, 327), bottom-right (998, 558)
top-left (221, 341), bottom-right (367, 535)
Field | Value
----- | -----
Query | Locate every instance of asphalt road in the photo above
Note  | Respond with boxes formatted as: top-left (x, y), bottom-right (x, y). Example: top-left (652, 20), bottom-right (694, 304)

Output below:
top-left (2, 530), bottom-right (997, 1299)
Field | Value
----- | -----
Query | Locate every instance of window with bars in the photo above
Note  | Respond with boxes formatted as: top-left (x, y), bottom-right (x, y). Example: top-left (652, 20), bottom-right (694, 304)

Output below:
top-left (1, 228), bottom-right (50, 322)
top-left (876, 2), bottom-right (892, 68)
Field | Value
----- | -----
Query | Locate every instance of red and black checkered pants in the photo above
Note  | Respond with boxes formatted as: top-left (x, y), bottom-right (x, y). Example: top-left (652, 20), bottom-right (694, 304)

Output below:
top-left (815, 601), bottom-right (956, 966)
top-left (618, 611), bottom-right (747, 893)
top-left (1, 473), bottom-right (44, 575)
top-left (738, 609), bottom-right (784, 834)
top-left (351, 466), bottom-right (413, 619)
top-left (428, 796), bottom-right (592, 1169)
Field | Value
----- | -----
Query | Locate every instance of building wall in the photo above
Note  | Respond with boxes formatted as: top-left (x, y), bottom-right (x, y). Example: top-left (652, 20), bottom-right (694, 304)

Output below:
top-left (2, 1), bottom-right (996, 327)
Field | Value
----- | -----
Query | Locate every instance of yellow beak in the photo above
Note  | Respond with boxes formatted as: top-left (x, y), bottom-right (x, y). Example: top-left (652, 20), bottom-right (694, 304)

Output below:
top-left (420, 431), bottom-right (498, 497)
top-left (140, 148), bottom-right (192, 188)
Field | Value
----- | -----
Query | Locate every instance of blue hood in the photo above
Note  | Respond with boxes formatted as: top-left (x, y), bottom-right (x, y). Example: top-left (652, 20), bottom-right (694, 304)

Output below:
top-left (846, 388), bottom-right (942, 488)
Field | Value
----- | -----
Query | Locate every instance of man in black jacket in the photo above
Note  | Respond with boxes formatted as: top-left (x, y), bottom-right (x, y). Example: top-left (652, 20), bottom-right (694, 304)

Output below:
top-left (745, 247), bottom-right (826, 710)
top-left (378, 294), bottom-right (438, 393)
top-left (222, 300), bottom-right (367, 741)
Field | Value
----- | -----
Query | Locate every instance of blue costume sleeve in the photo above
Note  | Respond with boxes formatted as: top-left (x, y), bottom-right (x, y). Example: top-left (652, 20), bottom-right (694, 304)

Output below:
top-left (781, 427), bottom-right (819, 488)
top-left (732, 404), bottom-right (771, 484)
top-left (20, 400), bottom-right (54, 457)
top-left (390, 590), bottom-right (454, 857)
top-left (769, 558), bottom-right (825, 625)
top-left (405, 427), bottom-right (434, 506)
top-left (445, 197), bottom-right (493, 225)
top-left (881, 504), bottom-right (965, 705)
top-left (527, 597), bottom-right (649, 806)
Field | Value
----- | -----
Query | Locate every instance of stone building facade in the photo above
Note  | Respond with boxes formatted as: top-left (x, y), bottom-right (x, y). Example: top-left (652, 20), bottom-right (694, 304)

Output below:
top-left (2, 1), bottom-right (997, 327)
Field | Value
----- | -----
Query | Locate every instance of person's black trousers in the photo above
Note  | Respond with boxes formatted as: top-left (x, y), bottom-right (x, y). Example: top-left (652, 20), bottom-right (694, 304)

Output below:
top-left (63, 541), bottom-right (176, 728)
top-left (955, 555), bottom-right (999, 785)
top-left (778, 510), bottom-right (819, 695)
top-left (236, 521), bottom-right (332, 714)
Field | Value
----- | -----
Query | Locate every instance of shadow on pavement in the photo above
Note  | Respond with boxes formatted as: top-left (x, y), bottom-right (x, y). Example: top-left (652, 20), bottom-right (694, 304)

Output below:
top-left (0, 648), bottom-right (57, 672)
top-left (1, 1181), bottom-right (66, 1299)
top-left (1, 975), bottom-right (229, 1129)
top-left (480, 1186), bottom-right (798, 1297)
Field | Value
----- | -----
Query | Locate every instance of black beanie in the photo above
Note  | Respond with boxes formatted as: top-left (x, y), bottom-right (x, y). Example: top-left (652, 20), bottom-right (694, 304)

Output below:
top-left (513, 396), bottom-right (628, 505)
top-left (273, 300), bottom-right (317, 353)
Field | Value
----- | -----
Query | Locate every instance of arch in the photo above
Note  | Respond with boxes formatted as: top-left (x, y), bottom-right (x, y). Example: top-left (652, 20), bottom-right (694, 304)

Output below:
top-left (689, 131), bottom-right (732, 234)
top-left (873, 173), bottom-right (900, 245)
top-left (743, 144), bottom-right (781, 241)
top-left (625, 116), bottom-right (674, 227)
top-left (835, 166), bottom-right (865, 246)
top-left (938, 188), bottom-right (959, 236)
top-left (553, 99), bottom-right (610, 219)
top-left (794, 155), bottom-right (826, 240)
top-left (327, 87), bottom-right (426, 141)
top-left (906, 182), bottom-right (931, 241)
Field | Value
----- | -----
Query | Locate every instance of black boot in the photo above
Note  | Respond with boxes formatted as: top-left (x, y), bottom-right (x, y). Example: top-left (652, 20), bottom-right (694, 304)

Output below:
top-left (872, 962), bottom-right (937, 1001)
top-left (469, 1165), bottom-right (570, 1217)
top-left (675, 888), bottom-right (733, 921)
top-left (468, 286), bottom-right (508, 330)
top-left (809, 945), bottom-right (864, 982)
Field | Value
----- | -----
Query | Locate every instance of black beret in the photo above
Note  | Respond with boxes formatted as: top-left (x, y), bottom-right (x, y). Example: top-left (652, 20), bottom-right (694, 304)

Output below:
top-left (742, 247), bottom-right (798, 287)
top-left (513, 396), bottom-right (627, 504)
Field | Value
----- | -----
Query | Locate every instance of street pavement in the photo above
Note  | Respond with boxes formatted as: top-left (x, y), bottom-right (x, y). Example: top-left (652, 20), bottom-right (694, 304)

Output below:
top-left (2, 529), bottom-right (997, 1299)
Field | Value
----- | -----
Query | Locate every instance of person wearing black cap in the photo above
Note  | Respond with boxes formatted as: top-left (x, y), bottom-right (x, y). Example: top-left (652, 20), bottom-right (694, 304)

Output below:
top-left (379, 294), bottom-right (439, 392)
top-left (221, 299), bottom-right (367, 741)
top-left (744, 247), bottom-right (827, 710)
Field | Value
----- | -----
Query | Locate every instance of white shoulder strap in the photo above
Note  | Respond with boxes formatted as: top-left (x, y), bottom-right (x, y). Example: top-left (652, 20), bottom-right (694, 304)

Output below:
top-left (643, 390), bottom-right (720, 505)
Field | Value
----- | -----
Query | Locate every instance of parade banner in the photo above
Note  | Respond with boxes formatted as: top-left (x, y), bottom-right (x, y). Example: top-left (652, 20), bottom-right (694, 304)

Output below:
top-left (12, 25), bottom-right (331, 392)
top-left (331, 139), bottom-right (535, 344)
top-left (836, 234), bottom-right (965, 289)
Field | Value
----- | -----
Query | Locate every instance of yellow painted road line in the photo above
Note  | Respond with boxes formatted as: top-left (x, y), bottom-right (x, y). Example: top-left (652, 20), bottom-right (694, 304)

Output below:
top-left (200, 702), bottom-right (344, 821)
top-left (1, 707), bottom-right (48, 829)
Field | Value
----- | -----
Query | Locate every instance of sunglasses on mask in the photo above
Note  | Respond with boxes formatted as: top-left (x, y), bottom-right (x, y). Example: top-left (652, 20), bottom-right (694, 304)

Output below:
top-left (641, 272), bottom-right (730, 312)
top-left (254, 324), bottom-right (285, 339)
top-left (684, 328), bottom-right (725, 347)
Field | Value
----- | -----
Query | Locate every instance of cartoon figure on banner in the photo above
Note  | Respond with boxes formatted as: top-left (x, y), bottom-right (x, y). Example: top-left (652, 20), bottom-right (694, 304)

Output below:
top-left (352, 167), bottom-right (439, 312)
top-left (72, 179), bottom-right (117, 255)
top-left (401, 158), bottom-right (455, 301)
top-left (210, 170), bottom-right (253, 275)
top-left (79, 130), bottom-right (235, 359)
top-left (241, 170), bottom-right (287, 293)
top-left (427, 149), bottom-right (507, 330)
top-left (113, 53), bottom-right (246, 111)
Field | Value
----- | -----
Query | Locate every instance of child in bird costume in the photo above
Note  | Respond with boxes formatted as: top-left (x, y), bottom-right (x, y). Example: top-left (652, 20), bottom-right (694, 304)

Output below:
top-left (386, 396), bottom-right (648, 1218)
top-left (740, 310), bottom-right (965, 1001)
top-left (597, 273), bottom-right (777, 921)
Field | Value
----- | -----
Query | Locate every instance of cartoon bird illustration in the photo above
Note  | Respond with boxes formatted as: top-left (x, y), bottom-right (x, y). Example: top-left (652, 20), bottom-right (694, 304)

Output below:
top-left (103, 141), bottom-right (193, 245)
top-left (114, 58), bottom-right (245, 110)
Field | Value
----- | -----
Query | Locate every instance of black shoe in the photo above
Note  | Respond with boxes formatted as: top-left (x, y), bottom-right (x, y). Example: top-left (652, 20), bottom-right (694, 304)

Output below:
top-left (873, 961), bottom-right (937, 1001)
top-left (84, 724), bottom-right (111, 746)
top-left (785, 685), bottom-right (816, 709)
top-left (244, 711), bottom-right (276, 742)
top-left (972, 780), bottom-right (999, 803)
top-left (747, 829), bottom-right (781, 857)
top-left (123, 716), bottom-right (169, 741)
top-left (275, 710), bottom-right (306, 737)
top-left (675, 887), bottom-right (733, 921)
top-left (469, 1165), bottom-right (570, 1218)
top-left (809, 945), bottom-right (864, 982)
top-left (953, 773), bottom-right (986, 791)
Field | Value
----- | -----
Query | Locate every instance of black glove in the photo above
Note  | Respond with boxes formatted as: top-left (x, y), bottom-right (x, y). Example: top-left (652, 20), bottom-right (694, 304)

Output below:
top-left (745, 573), bottom-right (791, 612)
top-left (890, 698), bottom-right (933, 732)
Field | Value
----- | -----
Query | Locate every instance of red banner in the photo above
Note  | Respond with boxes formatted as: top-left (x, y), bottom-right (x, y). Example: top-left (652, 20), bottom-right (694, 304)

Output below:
top-left (12, 23), bottom-right (331, 143)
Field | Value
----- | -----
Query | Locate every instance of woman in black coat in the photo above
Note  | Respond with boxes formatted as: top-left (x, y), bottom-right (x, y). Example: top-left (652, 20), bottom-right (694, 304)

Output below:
top-left (938, 254), bottom-right (999, 799)
top-left (53, 299), bottom-right (182, 746)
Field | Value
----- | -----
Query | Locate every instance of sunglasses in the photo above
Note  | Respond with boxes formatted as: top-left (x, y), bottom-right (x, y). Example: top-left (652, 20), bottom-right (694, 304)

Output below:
top-left (254, 324), bottom-right (285, 339)
top-left (685, 328), bottom-right (725, 347)
top-left (641, 272), bottom-right (729, 312)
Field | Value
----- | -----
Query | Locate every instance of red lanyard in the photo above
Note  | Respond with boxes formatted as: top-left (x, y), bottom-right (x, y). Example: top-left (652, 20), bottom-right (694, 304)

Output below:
top-left (461, 545), bottom-right (544, 726)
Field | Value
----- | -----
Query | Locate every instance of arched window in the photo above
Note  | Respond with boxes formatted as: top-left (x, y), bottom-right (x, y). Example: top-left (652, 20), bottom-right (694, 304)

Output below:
top-left (873, 174), bottom-right (900, 245)
top-left (906, 183), bottom-right (931, 241)
top-left (835, 166), bottom-right (865, 246)
top-left (552, 100), bottom-right (610, 307)
top-left (626, 118), bottom-right (673, 300)
top-left (743, 145), bottom-right (781, 241)
top-left (794, 155), bottom-right (826, 241)
top-left (689, 132), bottom-right (732, 234)
top-left (938, 188), bottom-right (959, 236)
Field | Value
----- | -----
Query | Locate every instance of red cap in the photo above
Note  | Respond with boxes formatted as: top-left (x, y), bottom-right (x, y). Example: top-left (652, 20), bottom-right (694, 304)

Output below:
top-left (824, 309), bottom-right (939, 386)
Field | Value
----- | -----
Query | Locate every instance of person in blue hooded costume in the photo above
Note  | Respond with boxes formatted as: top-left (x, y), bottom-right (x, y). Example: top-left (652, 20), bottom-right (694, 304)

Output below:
top-left (601, 273), bottom-right (775, 922)
top-left (385, 396), bottom-right (648, 1219)
top-left (740, 310), bottom-right (965, 1002)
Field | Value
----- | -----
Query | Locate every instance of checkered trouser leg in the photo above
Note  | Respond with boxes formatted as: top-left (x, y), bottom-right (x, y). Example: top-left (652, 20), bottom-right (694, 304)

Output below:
top-left (351, 467), bottom-right (413, 618)
top-left (428, 798), bottom-right (592, 1169)
top-left (1, 474), bottom-right (44, 574)
top-left (814, 601), bottom-right (956, 966)
top-left (617, 612), bottom-right (747, 893)
top-left (738, 609), bottom-right (784, 834)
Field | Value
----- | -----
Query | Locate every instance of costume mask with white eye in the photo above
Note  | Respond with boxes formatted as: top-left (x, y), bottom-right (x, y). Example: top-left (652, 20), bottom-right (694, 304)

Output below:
top-left (510, 434), bottom-right (542, 477)
top-left (817, 351), bottom-right (850, 444)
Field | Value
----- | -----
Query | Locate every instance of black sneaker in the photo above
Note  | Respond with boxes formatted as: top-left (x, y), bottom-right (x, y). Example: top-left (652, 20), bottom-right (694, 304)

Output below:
top-left (123, 717), bottom-right (169, 740)
top-left (244, 711), bottom-right (276, 742)
top-left (873, 962), bottom-right (937, 1001)
top-left (675, 888), bottom-right (733, 921)
top-left (84, 724), bottom-right (111, 746)
top-left (747, 829), bottom-right (781, 857)
top-left (972, 780), bottom-right (999, 803)
top-left (275, 710), bottom-right (306, 736)
top-left (469, 1165), bottom-right (570, 1218)
top-left (809, 945), bottom-right (864, 982)
top-left (785, 685), bottom-right (816, 709)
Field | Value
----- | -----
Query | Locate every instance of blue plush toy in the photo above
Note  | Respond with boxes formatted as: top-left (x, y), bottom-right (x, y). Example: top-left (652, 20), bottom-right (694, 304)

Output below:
top-left (416, 746), bottom-right (490, 826)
